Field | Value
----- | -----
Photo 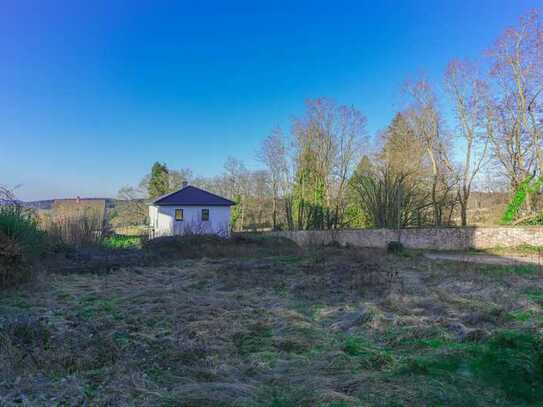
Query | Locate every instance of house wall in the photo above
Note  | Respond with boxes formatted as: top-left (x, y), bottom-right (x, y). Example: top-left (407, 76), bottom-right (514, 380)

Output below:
top-left (149, 205), bottom-right (231, 237)
top-left (267, 227), bottom-right (543, 250)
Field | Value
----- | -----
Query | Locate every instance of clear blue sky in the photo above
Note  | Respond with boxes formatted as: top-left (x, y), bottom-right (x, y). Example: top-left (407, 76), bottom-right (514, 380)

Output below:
top-left (1, 0), bottom-right (539, 200)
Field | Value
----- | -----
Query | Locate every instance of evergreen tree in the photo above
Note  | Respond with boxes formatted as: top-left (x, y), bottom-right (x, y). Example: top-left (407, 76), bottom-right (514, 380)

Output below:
top-left (379, 113), bottom-right (425, 176)
top-left (148, 162), bottom-right (170, 199)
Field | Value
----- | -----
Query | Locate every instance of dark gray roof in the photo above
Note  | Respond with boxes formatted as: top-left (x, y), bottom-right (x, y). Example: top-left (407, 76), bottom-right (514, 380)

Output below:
top-left (152, 186), bottom-right (235, 206)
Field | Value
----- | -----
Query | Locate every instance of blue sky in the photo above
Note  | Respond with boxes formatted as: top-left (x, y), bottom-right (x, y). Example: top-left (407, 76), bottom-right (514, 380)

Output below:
top-left (1, 0), bottom-right (540, 200)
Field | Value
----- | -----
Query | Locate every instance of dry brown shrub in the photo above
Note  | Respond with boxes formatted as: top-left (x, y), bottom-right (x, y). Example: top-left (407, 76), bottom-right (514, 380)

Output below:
top-left (0, 232), bottom-right (29, 288)
top-left (43, 212), bottom-right (108, 248)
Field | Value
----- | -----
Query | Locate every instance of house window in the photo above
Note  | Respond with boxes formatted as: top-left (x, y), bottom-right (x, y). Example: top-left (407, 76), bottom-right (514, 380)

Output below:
top-left (175, 208), bottom-right (184, 221)
top-left (201, 209), bottom-right (209, 221)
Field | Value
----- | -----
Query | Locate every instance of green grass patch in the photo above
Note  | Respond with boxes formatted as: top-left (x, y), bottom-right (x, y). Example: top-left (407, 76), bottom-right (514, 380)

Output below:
top-left (102, 234), bottom-right (142, 249)
top-left (409, 337), bottom-right (450, 349)
top-left (514, 244), bottom-right (543, 255)
top-left (525, 288), bottom-right (543, 304)
top-left (401, 330), bottom-right (543, 404)
top-left (478, 264), bottom-right (540, 276)
top-left (478, 244), bottom-right (543, 256)
top-left (74, 296), bottom-right (121, 320)
top-left (509, 309), bottom-right (543, 324)
top-left (343, 336), bottom-right (397, 369)
top-left (0, 294), bottom-right (32, 309)
top-left (250, 350), bottom-right (280, 368)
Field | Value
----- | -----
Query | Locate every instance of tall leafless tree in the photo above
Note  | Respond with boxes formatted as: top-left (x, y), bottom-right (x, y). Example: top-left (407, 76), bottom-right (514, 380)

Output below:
top-left (292, 98), bottom-right (366, 229)
top-left (405, 79), bottom-right (458, 226)
top-left (445, 60), bottom-right (490, 225)
top-left (485, 9), bottom-right (543, 198)
top-left (258, 127), bottom-right (289, 230)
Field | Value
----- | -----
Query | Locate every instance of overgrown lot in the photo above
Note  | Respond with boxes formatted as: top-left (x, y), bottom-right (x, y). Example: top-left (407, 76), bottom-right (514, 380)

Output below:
top-left (1, 236), bottom-right (543, 406)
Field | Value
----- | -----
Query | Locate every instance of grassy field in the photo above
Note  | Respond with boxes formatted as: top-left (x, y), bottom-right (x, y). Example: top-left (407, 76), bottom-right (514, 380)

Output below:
top-left (1, 236), bottom-right (543, 406)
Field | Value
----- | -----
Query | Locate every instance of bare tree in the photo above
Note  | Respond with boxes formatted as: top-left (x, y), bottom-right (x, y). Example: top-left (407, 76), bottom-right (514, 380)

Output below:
top-left (445, 60), bottom-right (490, 225)
top-left (224, 157), bottom-right (249, 230)
top-left (115, 184), bottom-right (148, 227)
top-left (485, 9), bottom-right (543, 198)
top-left (330, 104), bottom-right (367, 227)
top-left (405, 79), bottom-right (458, 226)
top-left (350, 164), bottom-right (432, 228)
top-left (169, 168), bottom-right (193, 190)
top-left (292, 98), bottom-right (367, 229)
top-left (0, 185), bottom-right (18, 205)
top-left (258, 127), bottom-right (289, 230)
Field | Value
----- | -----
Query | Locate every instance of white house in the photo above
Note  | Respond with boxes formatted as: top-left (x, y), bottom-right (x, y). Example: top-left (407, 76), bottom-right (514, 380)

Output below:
top-left (148, 183), bottom-right (235, 238)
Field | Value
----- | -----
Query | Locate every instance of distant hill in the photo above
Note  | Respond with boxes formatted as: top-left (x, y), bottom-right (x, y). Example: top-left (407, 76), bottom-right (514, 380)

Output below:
top-left (21, 199), bottom-right (56, 209)
top-left (0, 199), bottom-right (24, 206)
top-left (20, 198), bottom-right (117, 210)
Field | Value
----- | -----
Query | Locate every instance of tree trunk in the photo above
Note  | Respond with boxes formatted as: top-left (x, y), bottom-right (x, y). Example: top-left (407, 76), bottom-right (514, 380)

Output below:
top-left (271, 191), bottom-right (277, 231)
top-left (460, 201), bottom-right (467, 226)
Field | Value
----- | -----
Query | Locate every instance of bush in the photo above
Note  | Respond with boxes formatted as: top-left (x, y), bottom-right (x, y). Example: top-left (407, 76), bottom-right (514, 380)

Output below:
top-left (44, 213), bottom-right (107, 248)
top-left (0, 205), bottom-right (46, 259)
top-left (0, 232), bottom-right (28, 287)
top-left (0, 205), bottom-right (46, 288)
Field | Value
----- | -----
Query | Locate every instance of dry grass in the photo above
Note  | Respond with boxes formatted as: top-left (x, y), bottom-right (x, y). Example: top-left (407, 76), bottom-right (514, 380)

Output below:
top-left (1, 238), bottom-right (543, 406)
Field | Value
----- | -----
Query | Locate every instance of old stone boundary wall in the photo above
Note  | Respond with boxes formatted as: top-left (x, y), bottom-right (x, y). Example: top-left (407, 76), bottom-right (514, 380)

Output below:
top-left (267, 227), bottom-right (543, 250)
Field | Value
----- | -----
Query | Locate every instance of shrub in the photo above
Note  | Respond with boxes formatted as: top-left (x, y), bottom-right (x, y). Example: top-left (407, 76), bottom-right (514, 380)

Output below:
top-left (0, 205), bottom-right (46, 288)
top-left (0, 205), bottom-right (46, 259)
top-left (0, 232), bottom-right (27, 287)
top-left (44, 212), bottom-right (107, 248)
top-left (501, 175), bottom-right (543, 225)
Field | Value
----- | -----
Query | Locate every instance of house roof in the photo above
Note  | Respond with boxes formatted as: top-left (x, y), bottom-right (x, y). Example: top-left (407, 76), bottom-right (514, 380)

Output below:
top-left (152, 185), bottom-right (236, 206)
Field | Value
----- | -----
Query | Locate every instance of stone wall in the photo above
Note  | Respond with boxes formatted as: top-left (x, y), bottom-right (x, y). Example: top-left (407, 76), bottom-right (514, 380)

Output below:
top-left (269, 227), bottom-right (543, 250)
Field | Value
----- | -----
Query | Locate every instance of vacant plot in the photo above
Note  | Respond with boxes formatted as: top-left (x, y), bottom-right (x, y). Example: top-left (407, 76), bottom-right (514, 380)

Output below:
top-left (1, 236), bottom-right (543, 406)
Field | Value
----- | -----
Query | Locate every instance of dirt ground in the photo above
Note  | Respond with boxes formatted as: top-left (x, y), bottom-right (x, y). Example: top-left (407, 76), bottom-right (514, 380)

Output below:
top-left (1, 237), bottom-right (543, 406)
